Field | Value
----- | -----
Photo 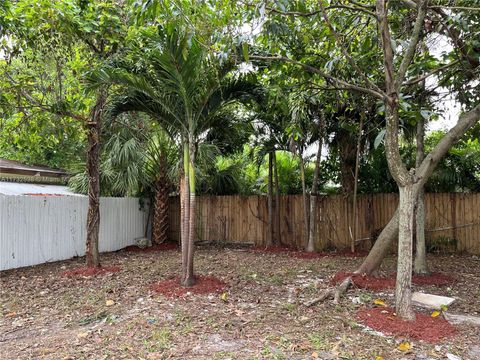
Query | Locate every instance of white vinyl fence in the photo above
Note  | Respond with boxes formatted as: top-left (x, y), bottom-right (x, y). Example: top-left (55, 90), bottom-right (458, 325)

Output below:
top-left (0, 195), bottom-right (148, 270)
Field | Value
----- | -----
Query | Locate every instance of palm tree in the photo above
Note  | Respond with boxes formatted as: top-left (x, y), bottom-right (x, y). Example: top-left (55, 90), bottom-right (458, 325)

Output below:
top-left (88, 26), bottom-right (257, 286)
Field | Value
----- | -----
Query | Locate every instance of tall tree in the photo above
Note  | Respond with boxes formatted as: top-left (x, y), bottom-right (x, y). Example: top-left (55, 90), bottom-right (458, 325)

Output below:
top-left (247, 0), bottom-right (480, 318)
top-left (1, 0), bottom-right (129, 268)
top-left (89, 25), bottom-right (257, 285)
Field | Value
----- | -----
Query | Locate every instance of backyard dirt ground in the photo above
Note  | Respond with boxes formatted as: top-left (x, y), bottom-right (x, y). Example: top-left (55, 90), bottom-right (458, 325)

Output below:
top-left (1, 246), bottom-right (479, 359)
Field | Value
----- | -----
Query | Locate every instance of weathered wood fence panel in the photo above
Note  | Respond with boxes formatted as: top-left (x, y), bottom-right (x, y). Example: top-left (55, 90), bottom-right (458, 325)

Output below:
top-left (167, 193), bottom-right (480, 255)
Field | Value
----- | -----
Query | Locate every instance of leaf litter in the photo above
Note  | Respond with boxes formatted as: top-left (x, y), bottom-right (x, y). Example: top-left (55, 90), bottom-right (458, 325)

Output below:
top-left (1, 248), bottom-right (479, 359)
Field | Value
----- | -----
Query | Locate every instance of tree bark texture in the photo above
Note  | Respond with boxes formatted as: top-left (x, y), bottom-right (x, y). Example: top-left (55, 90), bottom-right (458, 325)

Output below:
top-left (181, 142), bottom-right (196, 286)
top-left (307, 115), bottom-right (324, 252)
top-left (85, 90), bottom-right (107, 268)
top-left (267, 152), bottom-right (274, 247)
top-left (396, 185), bottom-right (416, 320)
top-left (273, 151), bottom-right (281, 245)
top-left (152, 154), bottom-right (169, 245)
top-left (414, 117), bottom-right (429, 274)
top-left (336, 129), bottom-right (356, 195)
top-left (351, 117), bottom-right (364, 253)
top-left (300, 154), bottom-right (310, 250)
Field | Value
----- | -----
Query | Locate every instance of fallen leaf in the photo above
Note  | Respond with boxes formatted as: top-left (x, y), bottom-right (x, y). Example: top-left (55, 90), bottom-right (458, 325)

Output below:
top-left (373, 299), bottom-right (387, 307)
top-left (220, 292), bottom-right (228, 302)
top-left (106, 300), bottom-right (115, 306)
top-left (5, 312), bottom-right (17, 318)
top-left (376, 356), bottom-right (384, 360)
top-left (397, 342), bottom-right (411, 351)
top-left (77, 332), bottom-right (89, 339)
top-left (431, 310), bottom-right (440, 318)
top-left (311, 352), bottom-right (318, 358)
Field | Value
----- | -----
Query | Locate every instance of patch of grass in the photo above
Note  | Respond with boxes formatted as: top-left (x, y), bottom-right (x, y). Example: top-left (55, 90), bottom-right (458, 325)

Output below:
top-left (213, 351), bottom-right (236, 359)
top-left (308, 331), bottom-right (333, 350)
top-left (144, 327), bottom-right (171, 352)
top-left (281, 302), bottom-right (297, 313)
top-left (78, 310), bottom-right (109, 325)
top-left (266, 274), bottom-right (284, 285)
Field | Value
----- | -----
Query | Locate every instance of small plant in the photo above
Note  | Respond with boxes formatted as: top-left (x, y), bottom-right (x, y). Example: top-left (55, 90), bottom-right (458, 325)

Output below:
top-left (427, 236), bottom-right (457, 254)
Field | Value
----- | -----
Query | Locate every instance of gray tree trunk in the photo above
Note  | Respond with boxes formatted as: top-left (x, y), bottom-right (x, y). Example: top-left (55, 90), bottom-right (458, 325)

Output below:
top-left (396, 184), bottom-right (416, 320)
top-left (273, 151), bottom-right (281, 245)
top-left (414, 117), bottom-right (429, 274)
top-left (307, 115), bottom-right (324, 252)
top-left (267, 152), bottom-right (274, 247)
top-left (300, 155), bottom-right (310, 249)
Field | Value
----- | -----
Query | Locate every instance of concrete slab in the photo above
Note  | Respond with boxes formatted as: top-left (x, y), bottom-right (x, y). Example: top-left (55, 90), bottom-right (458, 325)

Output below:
top-left (444, 313), bottom-right (480, 327)
top-left (411, 292), bottom-right (455, 310)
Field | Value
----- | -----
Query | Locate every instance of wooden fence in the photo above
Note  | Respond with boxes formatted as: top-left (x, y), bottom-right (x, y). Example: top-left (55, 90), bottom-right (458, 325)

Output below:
top-left (167, 193), bottom-right (480, 255)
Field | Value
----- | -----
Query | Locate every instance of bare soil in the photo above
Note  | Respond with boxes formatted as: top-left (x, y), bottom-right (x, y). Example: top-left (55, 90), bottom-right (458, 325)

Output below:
top-left (1, 248), bottom-right (479, 359)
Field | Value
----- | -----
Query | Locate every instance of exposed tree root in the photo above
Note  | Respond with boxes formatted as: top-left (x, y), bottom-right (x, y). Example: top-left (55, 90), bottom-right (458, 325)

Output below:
top-left (304, 276), bottom-right (353, 307)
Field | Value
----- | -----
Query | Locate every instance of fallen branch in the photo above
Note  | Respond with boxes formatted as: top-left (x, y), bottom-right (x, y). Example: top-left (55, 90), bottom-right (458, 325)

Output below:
top-left (334, 276), bottom-right (353, 303)
top-left (304, 289), bottom-right (334, 307)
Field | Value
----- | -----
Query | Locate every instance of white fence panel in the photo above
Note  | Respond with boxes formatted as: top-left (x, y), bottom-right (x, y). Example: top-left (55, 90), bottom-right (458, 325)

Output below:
top-left (0, 195), bottom-right (148, 270)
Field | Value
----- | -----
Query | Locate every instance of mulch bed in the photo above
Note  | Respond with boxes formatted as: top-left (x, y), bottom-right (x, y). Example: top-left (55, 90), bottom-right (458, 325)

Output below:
top-left (61, 266), bottom-right (121, 278)
top-left (356, 307), bottom-right (456, 343)
top-left (123, 243), bottom-right (178, 253)
top-left (332, 272), bottom-right (455, 291)
top-left (149, 275), bottom-right (227, 298)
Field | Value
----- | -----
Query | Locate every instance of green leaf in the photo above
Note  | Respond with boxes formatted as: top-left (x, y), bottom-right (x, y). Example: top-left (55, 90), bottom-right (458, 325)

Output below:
top-left (374, 129), bottom-right (386, 149)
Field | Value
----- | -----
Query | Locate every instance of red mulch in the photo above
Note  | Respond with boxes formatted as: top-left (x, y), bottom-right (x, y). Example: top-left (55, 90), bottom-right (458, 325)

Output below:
top-left (61, 266), bottom-right (121, 278)
top-left (149, 275), bottom-right (227, 298)
top-left (123, 243), bottom-right (178, 253)
top-left (356, 307), bottom-right (456, 343)
top-left (332, 272), bottom-right (455, 291)
top-left (290, 250), bottom-right (368, 259)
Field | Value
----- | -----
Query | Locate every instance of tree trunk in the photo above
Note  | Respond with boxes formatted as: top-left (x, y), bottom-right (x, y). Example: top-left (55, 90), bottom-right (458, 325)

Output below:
top-left (351, 117), bottom-right (364, 253)
top-left (300, 154), bottom-right (310, 250)
top-left (307, 115), bottom-right (324, 252)
top-left (356, 210), bottom-right (398, 275)
top-left (414, 117), bottom-right (429, 274)
top-left (267, 152), bottom-right (274, 247)
top-left (337, 129), bottom-right (356, 196)
top-left (356, 105), bottom-right (480, 277)
top-left (273, 151), bottom-right (281, 245)
top-left (85, 90), bottom-right (107, 268)
top-left (152, 154), bottom-right (169, 245)
top-left (396, 184), bottom-right (416, 320)
top-left (183, 142), bottom-right (196, 287)
top-left (181, 142), bottom-right (190, 284)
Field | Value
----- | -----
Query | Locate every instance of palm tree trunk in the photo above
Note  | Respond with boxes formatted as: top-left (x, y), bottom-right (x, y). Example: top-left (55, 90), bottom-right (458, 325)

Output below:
top-left (85, 89), bottom-right (107, 268)
top-left (184, 143), bottom-right (196, 286)
top-left (267, 151), bottom-right (274, 247)
top-left (273, 151), bottom-right (281, 246)
top-left (152, 154), bottom-right (169, 245)
top-left (181, 142), bottom-right (190, 283)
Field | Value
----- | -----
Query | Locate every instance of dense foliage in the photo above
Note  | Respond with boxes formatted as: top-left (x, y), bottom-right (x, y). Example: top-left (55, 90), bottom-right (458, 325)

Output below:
top-left (1, 0), bottom-right (479, 195)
